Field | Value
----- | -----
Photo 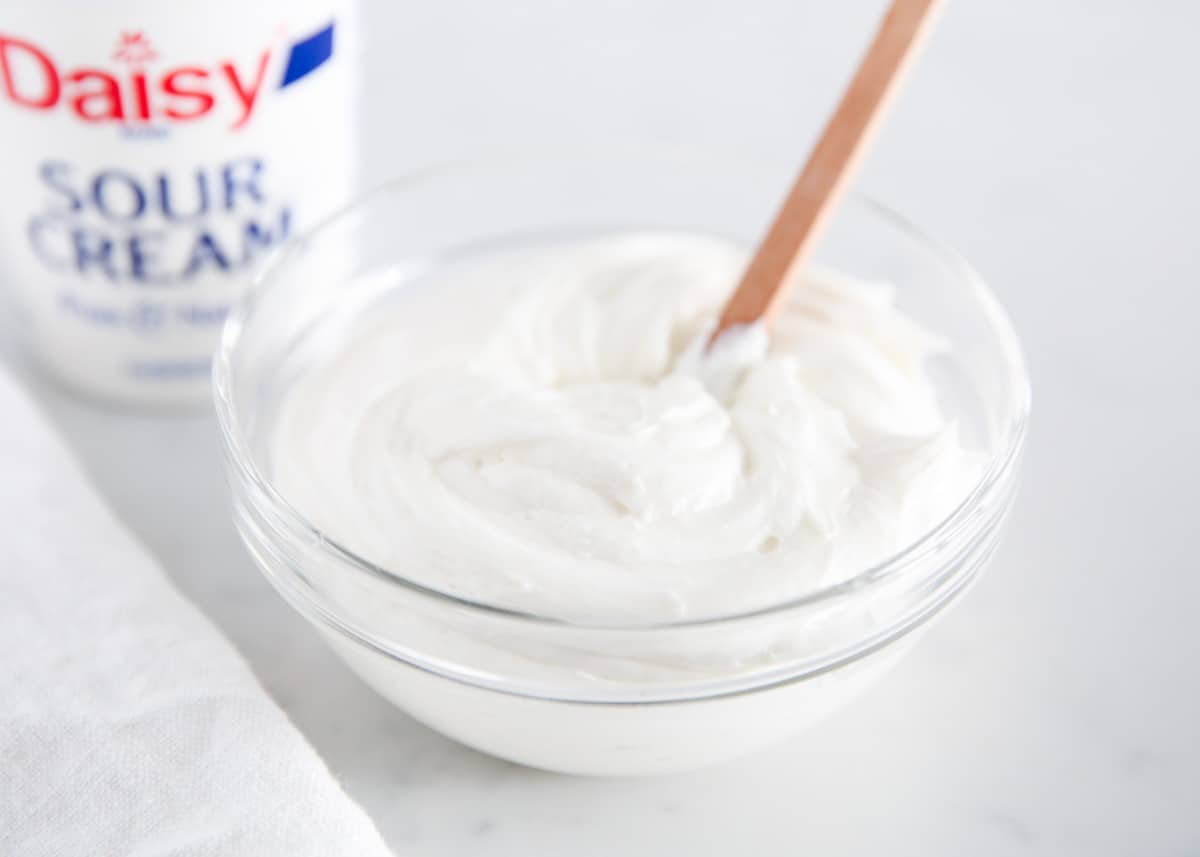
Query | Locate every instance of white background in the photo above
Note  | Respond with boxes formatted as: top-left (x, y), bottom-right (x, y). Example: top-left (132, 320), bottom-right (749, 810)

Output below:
top-left (10, 0), bottom-right (1199, 853)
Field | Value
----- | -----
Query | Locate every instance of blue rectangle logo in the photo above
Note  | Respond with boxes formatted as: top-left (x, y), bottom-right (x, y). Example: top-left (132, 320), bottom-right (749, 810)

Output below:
top-left (280, 22), bottom-right (334, 88)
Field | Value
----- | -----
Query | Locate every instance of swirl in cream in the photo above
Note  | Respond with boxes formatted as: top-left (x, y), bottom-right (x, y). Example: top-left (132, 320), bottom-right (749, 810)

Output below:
top-left (269, 231), bottom-right (980, 624)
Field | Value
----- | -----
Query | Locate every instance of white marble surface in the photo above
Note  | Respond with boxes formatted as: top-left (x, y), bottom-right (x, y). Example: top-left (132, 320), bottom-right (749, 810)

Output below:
top-left (9, 0), bottom-right (1199, 853)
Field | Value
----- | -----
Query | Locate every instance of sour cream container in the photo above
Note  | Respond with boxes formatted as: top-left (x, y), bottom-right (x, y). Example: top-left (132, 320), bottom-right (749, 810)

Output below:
top-left (0, 0), bottom-right (358, 407)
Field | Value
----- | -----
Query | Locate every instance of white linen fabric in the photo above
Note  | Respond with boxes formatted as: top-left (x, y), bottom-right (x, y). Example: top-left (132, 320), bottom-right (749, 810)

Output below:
top-left (0, 370), bottom-right (393, 857)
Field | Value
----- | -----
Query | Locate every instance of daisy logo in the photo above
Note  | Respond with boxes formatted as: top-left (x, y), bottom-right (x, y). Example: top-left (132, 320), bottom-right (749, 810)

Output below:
top-left (0, 22), bottom-right (335, 130)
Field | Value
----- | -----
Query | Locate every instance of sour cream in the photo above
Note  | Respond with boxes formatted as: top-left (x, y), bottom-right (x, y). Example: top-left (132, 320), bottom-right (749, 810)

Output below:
top-left (269, 231), bottom-right (979, 625)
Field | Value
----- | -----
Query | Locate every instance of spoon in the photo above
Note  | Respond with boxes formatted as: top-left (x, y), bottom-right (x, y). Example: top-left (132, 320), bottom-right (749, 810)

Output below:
top-left (710, 0), bottom-right (943, 345)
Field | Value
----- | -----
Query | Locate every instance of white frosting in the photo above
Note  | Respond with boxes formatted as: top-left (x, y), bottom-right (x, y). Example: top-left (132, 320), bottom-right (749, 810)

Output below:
top-left (270, 231), bottom-right (979, 624)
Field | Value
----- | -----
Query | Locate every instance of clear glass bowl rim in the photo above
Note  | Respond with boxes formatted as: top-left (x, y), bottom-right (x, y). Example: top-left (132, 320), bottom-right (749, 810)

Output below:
top-left (213, 146), bottom-right (1032, 633)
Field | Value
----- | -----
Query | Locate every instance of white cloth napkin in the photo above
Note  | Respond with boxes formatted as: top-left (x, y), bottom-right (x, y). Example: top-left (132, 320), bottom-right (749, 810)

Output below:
top-left (0, 370), bottom-right (393, 856)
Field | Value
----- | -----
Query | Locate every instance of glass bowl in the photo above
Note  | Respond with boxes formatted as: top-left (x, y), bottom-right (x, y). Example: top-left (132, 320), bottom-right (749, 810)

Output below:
top-left (214, 148), bottom-right (1030, 776)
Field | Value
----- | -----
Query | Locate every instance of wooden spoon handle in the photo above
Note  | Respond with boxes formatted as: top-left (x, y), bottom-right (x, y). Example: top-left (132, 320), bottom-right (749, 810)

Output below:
top-left (711, 0), bottom-right (942, 342)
